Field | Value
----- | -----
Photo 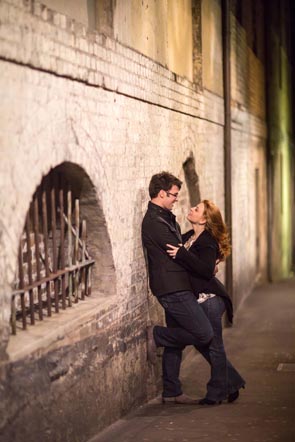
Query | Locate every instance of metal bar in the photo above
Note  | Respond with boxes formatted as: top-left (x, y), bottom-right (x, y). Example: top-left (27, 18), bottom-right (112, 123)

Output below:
top-left (12, 175), bottom-right (94, 334)
top-left (11, 260), bottom-right (95, 296)
top-left (83, 220), bottom-right (91, 297)
top-left (67, 189), bottom-right (73, 307)
top-left (85, 266), bottom-right (89, 296)
top-left (39, 250), bottom-right (53, 274)
top-left (11, 295), bottom-right (17, 335)
top-left (57, 208), bottom-right (90, 259)
top-left (264, 4), bottom-right (273, 282)
top-left (33, 195), bottom-right (43, 321)
top-left (25, 212), bottom-right (35, 325)
top-left (87, 266), bottom-right (92, 296)
top-left (42, 187), bottom-right (52, 316)
top-left (51, 178), bottom-right (59, 313)
top-left (74, 199), bottom-right (80, 264)
top-left (81, 220), bottom-right (86, 300)
top-left (18, 242), bottom-right (27, 329)
top-left (222, 0), bottom-right (233, 319)
top-left (59, 177), bottom-right (66, 309)
top-left (74, 199), bottom-right (80, 302)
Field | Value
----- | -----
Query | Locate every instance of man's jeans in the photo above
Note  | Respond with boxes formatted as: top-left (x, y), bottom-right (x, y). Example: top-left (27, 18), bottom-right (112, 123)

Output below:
top-left (196, 296), bottom-right (245, 401)
top-left (153, 291), bottom-right (214, 398)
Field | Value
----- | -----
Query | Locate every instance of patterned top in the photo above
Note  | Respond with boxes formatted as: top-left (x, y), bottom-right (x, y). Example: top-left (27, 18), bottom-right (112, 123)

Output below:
top-left (183, 234), bottom-right (198, 250)
top-left (197, 293), bottom-right (216, 304)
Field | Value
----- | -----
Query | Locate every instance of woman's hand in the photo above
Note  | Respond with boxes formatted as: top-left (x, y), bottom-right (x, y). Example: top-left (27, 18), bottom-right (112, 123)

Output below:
top-left (166, 243), bottom-right (182, 259)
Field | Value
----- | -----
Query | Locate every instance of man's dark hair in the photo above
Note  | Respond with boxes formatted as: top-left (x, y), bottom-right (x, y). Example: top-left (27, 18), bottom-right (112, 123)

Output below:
top-left (149, 172), bottom-right (182, 198)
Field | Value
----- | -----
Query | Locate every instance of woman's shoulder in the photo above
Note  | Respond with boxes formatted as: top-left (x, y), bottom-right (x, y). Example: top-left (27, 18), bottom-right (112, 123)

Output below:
top-left (197, 230), bottom-right (219, 248)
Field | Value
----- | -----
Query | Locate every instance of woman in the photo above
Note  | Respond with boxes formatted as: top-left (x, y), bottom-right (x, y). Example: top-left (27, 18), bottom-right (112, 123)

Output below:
top-left (167, 200), bottom-right (245, 405)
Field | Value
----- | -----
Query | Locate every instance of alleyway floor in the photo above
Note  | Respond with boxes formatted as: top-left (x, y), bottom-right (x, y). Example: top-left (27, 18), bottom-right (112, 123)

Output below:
top-left (89, 279), bottom-right (295, 442)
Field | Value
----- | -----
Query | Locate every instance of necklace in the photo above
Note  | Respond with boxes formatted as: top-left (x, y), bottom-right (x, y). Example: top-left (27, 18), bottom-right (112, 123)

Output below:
top-left (184, 234), bottom-right (197, 250)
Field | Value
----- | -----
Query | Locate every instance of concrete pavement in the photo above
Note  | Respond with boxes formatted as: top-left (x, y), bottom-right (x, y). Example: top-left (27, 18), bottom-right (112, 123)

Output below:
top-left (88, 279), bottom-right (295, 442)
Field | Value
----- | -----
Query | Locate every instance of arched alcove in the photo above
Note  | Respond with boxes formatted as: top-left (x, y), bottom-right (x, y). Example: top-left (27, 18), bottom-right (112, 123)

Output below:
top-left (54, 162), bottom-right (115, 296)
top-left (10, 162), bottom-right (115, 335)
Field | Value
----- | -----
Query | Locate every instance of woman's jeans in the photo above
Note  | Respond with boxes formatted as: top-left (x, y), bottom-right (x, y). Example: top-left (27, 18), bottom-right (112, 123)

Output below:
top-left (196, 296), bottom-right (245, 401)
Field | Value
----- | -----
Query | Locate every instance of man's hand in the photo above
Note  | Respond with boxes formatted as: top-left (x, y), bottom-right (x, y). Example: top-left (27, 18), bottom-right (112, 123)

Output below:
top-left (166, 243), bottom-right (182, 259)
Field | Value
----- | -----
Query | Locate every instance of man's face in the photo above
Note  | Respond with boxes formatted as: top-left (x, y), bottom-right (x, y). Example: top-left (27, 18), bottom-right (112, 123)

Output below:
top-left (161, 185), bottom-right (180, 211)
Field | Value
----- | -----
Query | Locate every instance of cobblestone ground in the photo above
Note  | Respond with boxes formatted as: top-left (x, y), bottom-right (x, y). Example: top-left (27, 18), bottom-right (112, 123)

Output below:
top-left (88, 279), bottom-right (295, 442)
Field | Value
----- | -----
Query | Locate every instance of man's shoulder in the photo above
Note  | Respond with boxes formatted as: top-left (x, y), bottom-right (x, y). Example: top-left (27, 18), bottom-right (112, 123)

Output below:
top-left (142, 207), bottom-right (175, 239)
top-left (143, 203), bottom-right (171, 222)
top-left (142, 208), bottom-right (159, 235)
top-left (142, 207), bottom-right (157, 223)
top-left (142, 212), bottom-right (168, 231)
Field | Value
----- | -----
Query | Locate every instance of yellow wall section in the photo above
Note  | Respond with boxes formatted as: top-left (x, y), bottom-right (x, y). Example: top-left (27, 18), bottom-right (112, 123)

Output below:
top-left (114, 0), bottom-right (193, 81)
top-left (202, 0), bottom-right (223, 96)
top-left (166, 0), bottom-right (193, 80)
top-left (43, 0), bottom-right (90, 26)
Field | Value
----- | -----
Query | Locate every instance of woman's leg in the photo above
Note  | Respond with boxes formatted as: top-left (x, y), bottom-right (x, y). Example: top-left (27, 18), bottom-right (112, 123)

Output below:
top-left (226, 359), bottom-right (245, 395)
top-left (200, 296), bottom-right (227, 401)
top-left (195, 296), bottom-right (245, 401)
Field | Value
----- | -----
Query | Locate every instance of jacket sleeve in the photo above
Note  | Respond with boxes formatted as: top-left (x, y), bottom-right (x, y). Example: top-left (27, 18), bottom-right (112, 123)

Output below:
top-left (175, 244), bottom-right (217, 280)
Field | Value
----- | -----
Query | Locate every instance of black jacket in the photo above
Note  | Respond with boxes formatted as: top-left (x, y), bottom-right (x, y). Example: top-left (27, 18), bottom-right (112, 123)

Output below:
top-left (176, 229), bottom-right (233, 323)
top-left (141, 202), bottom-right (213, 297)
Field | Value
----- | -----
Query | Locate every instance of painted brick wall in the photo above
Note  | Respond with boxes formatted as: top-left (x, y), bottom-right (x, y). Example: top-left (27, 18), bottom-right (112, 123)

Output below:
top-left (230, 13), bottom-right (268, 303)
top-left (0, 2), bottom-right (225, 440)
top-left (0, 1), bottom-right (269, 440)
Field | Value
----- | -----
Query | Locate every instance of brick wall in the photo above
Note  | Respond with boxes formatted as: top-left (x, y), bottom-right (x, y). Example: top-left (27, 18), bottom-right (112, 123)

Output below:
top-left (230, 12), bottom-right (268, 304)
top-left (0, 2), bottom-right (225, 439)
top-left (0, 1), bottom-right (271, 440)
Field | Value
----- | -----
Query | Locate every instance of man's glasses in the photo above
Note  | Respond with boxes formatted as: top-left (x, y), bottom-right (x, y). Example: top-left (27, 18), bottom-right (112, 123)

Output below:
top-left (166, 192), bottom-right (179, 199)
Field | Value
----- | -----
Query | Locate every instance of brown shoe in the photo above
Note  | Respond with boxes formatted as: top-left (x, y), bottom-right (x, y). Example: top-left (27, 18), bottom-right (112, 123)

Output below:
top-left (147, 325), bottom-right (157, 365)
top-left (162, 394), bottom-right (198, 405)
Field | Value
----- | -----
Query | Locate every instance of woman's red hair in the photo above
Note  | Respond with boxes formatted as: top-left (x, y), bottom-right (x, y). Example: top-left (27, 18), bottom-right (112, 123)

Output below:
top-left (202, 199), bottom-right (231, 260)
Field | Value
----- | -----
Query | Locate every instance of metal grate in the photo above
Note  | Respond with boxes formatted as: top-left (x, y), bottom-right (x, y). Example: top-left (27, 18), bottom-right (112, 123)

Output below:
top-left (10, 173), bottom-right (95, 334)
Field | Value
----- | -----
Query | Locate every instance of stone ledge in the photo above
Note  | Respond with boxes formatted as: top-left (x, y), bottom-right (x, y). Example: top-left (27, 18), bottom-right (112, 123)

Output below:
top-left (5, 292), bottom-right (119, 362)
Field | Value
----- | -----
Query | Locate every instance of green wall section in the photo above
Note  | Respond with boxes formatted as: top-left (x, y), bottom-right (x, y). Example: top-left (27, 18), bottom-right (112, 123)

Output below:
top-left (267, 32), bottom-right (294, 279)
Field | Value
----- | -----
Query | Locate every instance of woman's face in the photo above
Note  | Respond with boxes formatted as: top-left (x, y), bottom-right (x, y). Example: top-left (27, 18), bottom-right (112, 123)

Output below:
top-left (187, 202), bottom-right (206, 225)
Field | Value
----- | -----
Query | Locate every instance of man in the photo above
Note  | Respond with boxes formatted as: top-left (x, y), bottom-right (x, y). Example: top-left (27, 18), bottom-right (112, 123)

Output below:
top-left (141, 171), bottom-right (214, 404)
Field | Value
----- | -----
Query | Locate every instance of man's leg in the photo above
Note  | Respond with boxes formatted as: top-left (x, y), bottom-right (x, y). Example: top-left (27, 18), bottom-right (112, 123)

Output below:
top-left (153, 291), bottom-right (213, 399)
top-left (154, 291), bottom-right (214, 349)
top-left (161, 309), bottom-right (184, 398)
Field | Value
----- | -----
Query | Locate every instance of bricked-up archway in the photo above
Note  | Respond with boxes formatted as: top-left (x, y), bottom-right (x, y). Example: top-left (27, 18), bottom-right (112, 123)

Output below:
top-left (183, 152), bottom-right (201, 207)
top-left (10, 162), bottom-right (115, 335)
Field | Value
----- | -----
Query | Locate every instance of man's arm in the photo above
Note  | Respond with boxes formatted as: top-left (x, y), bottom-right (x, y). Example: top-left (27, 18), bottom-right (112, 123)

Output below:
top-left (166, 244), bottom-right (217, 280)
